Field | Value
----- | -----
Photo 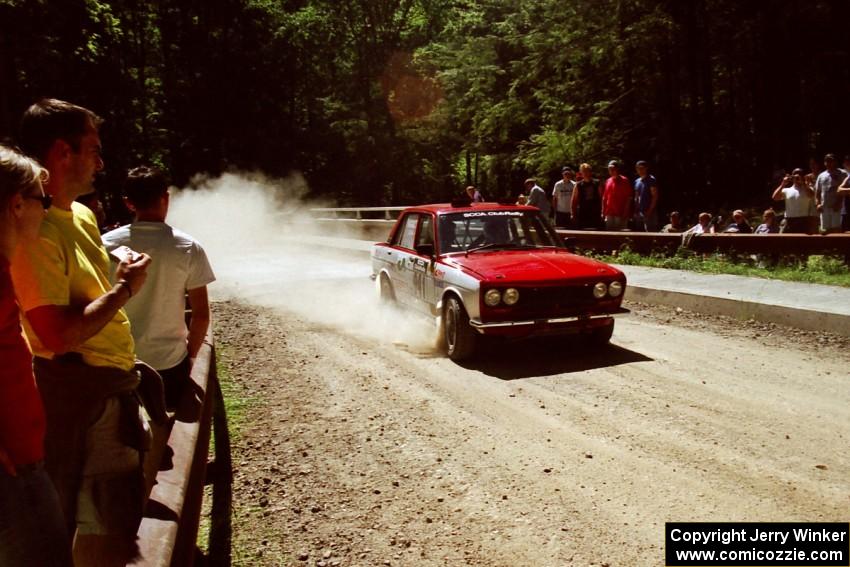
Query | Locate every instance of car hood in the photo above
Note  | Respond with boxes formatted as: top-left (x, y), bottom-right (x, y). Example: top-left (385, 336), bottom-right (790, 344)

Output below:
top-left (443, 249), bottom-right (623, 283)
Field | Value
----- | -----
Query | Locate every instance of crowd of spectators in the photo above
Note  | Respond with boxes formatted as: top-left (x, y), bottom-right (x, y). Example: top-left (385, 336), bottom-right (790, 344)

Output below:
top-left (511, 154), bottom-right (850, 237)
top-left (1, 98), bottom-right (215, 566)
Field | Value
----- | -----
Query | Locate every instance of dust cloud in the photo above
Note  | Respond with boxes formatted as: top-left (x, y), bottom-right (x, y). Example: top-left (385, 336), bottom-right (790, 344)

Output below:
top-left (167, 172), bottom-right (438, 353)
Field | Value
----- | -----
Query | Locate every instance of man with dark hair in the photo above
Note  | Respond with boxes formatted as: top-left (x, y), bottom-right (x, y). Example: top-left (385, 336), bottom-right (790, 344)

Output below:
top-left (551, 166), bottom-right (575, 228)
top-left (661, 211), bottom-right (684, 233)
top-left (18, 98), bottom-right (104, 163)
top-left (632, 160), bottom-right (659, 231)
top-left (11, 98), bottom-right (151, 564)
top-left (103, 166), bottom-right (215, 410)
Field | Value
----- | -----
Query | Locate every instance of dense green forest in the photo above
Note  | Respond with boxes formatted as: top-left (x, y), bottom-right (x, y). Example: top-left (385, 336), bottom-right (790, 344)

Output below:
top-left (2, 0), bottom-right (849, 216)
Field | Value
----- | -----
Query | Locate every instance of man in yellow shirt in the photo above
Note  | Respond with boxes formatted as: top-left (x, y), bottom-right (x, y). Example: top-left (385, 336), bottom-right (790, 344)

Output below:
top-left (12, 98), bottom-right (150, 564)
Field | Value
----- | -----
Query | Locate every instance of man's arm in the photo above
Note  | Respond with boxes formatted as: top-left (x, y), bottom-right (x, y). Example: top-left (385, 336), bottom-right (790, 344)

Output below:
top-left (647, 185), bottom-right (659, 217)
top-left (624, 179), bottom-right (635, 219)
top-left (570, 185), bottom-right (579, 217)
top-left (26, 255), bottom-right (150, 354)
top-left (772, 177), bottom-right (789, 202)
top-left (837, 175), bottom-right (850, 195)
top-left (186, 285), bottom-right (211, 362)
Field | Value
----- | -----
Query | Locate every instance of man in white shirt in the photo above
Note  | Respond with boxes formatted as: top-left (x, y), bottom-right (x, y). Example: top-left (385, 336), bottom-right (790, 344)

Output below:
top-left (815, 153), bottom-right (846, 233)
top-left (103, 166), bottom-right (215, 409)
top-left (551, 167), bottom-right (575, 228)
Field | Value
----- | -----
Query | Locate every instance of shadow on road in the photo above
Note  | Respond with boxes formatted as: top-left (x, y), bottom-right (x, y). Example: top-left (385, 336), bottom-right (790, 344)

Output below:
top-left (457, 338), bottom-right (652, 380)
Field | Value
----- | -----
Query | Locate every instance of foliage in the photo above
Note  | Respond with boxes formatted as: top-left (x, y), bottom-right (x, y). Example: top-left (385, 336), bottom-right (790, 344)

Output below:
top-left (1, 0), bottom-right (849, 214)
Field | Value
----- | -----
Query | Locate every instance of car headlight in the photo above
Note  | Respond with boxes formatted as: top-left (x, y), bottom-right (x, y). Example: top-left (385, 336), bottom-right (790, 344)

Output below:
top-left (503, 288), bottom-right (519, 305)
top-left (608, 281), bottom-right (623, 297)
top-left (593, 282), bottom-right (608, 299)
top-left (484, 289), bottom-right (502, 306)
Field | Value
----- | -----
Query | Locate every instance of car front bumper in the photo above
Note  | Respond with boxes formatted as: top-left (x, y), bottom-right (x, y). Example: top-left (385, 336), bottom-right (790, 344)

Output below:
top-left (469, 307), bottom-right (630, 335)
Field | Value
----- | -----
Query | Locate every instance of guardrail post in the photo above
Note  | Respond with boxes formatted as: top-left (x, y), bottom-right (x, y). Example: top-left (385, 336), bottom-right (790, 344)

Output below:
top-left (206, 353), bottom-right (232, 567)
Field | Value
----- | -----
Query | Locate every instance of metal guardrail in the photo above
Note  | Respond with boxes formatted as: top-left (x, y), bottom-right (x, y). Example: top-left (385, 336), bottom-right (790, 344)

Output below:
top-left (132, 333), bottom-right (232, 567)
top-left (309, 206), bottom-right (406, 220)
top-left (309, 208), bottom-right (850, 257)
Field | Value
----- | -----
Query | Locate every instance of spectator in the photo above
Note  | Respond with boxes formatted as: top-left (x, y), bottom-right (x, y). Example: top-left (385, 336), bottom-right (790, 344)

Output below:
top-left (806, 156), bottom-right (821, 186)
top-left (551, 166), bottom-right (575, 228)
top-left (465, 185), bottom-right (484, 203)
top-left (516, 193), bottom-right (527, 205)
top-left (724, 209), bottom-right (753, 233)
top-left (632, 160), bottom-right (659, 231)
top-left (0, 145), bottom-right (74, 566)
top-left (661, 211), bottom-right (685, 233)
top-left (754, 208), bottom-right (779, 234)
top-left (11, 98), bottom-right (151, 563)
top-left (103, 166), bottom-right (216, 410)
top-left (772, 168), bottom-right (815, 234)
top-left (602, 160), bottom-right (633, 230)
top-left (805, 157), bottom-right (821, 232)
top-left (688, 212), bottom-right (715, 235)
top-left (524, 178), bottom-right (551, 217)
top-left (837, 155), bottom-right (850, 232)
top-left (837, 175), bottom-right (850, 232)
top-left (815, 153), bottom-right (846, 233)
top-left (571, 163), bottom-right (603, 230)
top-left (681, 212), bottom-right (714, 248)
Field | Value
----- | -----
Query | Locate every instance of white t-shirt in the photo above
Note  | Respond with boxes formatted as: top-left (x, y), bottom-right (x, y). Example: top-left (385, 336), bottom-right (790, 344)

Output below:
top-left (552, 179), bottom-right (575, 213)
top-left (103, 222), bottom-right (216, 370)
top-left (781, 186), bottom-right (813, 218)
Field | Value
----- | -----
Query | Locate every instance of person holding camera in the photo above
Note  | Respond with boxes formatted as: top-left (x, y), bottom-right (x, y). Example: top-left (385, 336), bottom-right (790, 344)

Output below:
top-left (772, 168), bottom-right (815, 233)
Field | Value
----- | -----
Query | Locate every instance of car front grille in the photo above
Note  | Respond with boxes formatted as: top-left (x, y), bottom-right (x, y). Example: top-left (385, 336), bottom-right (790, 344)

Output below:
top-left (485, 284), bottom-right (601, 320)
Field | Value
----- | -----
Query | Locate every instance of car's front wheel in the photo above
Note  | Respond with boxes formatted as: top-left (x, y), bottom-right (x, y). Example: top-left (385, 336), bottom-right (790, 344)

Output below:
top-left (444, 296), bottom-right (478, 361)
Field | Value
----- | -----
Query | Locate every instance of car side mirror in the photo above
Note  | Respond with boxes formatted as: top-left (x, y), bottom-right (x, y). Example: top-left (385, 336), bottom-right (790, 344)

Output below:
top-left (415, 243), bottom-right (435, 257)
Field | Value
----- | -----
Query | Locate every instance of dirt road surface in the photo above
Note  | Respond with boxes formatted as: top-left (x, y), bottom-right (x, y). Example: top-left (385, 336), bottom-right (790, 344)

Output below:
top-left (210, 255), bottom-right (849, 566)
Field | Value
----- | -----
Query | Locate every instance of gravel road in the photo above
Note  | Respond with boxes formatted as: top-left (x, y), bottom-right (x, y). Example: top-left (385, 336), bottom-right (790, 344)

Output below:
top-left (212, 296), bottom-right (849, 567)
top-left (164, 181), bottom-right (848, 566)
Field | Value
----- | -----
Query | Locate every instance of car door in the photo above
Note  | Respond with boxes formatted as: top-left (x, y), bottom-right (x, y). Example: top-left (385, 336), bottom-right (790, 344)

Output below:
top-left (410, 213), bottom-right (438, 315)
top-left (389, 212), bottom-right (420, 305)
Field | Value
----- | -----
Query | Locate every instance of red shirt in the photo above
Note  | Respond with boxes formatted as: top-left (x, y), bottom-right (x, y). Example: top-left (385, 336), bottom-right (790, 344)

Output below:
top-left (603, 175), bottom-right (633, 218)
top-left (0, 257), bottom-right (45, 465)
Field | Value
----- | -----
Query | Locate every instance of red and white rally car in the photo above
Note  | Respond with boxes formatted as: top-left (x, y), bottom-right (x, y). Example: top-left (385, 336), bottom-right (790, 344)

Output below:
top-left (371, 202), bottom-right (629, 360)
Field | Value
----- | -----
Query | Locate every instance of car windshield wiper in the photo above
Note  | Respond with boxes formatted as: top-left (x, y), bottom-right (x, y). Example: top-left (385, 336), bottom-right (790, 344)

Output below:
top-left (466, 242), bottom-right (538, 255)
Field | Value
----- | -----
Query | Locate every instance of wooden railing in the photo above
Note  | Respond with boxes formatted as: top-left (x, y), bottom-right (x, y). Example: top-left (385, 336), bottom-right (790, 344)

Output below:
top-left (309, 207), bottom-right (850, 257)
top-left (132, 333), bottom-right (232, 567)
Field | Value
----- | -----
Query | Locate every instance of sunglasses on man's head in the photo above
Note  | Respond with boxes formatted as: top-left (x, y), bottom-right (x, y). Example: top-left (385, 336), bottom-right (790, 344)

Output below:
top-left (25, 193), bottom-right (52, 210)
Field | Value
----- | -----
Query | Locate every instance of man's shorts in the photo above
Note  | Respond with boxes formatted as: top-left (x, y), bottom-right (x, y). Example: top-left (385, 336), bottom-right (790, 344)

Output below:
top-left (75, 397), bottom-right (145, 536)
top-left (821, 210), bottom-right (841, 232)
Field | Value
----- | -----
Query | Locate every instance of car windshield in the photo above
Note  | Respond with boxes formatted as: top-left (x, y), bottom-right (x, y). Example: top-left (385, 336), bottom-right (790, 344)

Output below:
top-left (437, 210), bottom-right (565, 254)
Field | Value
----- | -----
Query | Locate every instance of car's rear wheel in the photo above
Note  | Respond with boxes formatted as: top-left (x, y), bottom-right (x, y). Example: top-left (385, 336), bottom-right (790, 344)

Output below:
top-left (587, 319), bottom-right (614, 346)
top-left (379, 274), bottom-right (396, 305)
top-left (444, 296), bottom-right (478, 361)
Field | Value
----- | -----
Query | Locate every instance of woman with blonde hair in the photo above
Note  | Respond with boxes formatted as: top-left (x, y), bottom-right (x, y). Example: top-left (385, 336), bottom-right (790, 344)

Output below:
top-left (0, 144), bottom-right (73, 566)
